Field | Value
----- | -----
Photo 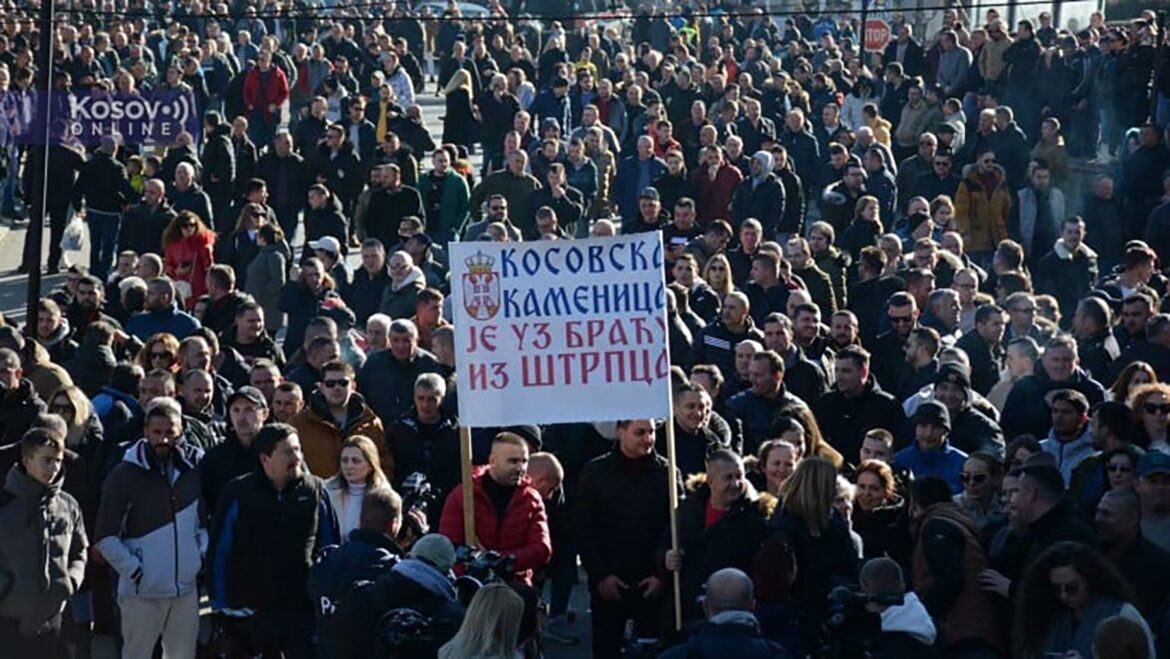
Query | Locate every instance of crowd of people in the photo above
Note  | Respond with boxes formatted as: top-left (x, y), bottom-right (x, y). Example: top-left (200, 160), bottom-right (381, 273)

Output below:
top-left (2, 0), bottom-right (1170, 658)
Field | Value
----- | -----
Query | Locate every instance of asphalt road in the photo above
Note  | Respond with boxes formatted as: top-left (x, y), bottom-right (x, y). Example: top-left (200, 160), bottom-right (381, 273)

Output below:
top-left (3, 91), bottom-right (597, 658)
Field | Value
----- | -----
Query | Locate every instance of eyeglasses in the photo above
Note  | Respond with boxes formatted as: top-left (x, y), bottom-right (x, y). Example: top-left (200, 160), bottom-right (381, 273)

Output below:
top-left (1107, 464), bottom-right (1135, 473)
top-left (960, 472), bottom-right (988, 484)
top-left (322, 378), bottom-right (350, 389)
top-left (1144, 403), bottom-right (1170, 415)
top-left (888, 315), bottom-right (914, 325)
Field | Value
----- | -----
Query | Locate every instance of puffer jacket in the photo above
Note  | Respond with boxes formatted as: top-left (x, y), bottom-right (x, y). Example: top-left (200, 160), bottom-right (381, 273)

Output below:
top-left (94, 439), bottom-right (206, 599)
top-left (0, 379), bottom-right (47, 445)
top-left (0, 465), bottom-right (87, 635)
top-left (438, 467), bottom-right (551, 585)
top-left (953, 164), bottom-right (1012, 253)
top-left (289, 391), bottom-right (390, 479)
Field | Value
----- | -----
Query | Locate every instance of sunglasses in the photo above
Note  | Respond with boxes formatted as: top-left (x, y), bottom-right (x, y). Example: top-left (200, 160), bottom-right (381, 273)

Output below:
top-left (960, 473), bottom-right (988, 484)
top-left (181, 223), bottom-right (196, 229)
top-left (322, 378), bottom-right (350, 389)
top-left (1144, 403), bottom-right (1170, 415)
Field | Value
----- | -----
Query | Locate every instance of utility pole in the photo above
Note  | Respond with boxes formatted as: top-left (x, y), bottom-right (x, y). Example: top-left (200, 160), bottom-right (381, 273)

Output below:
top-left (27, 0), bottom-right (54, 330)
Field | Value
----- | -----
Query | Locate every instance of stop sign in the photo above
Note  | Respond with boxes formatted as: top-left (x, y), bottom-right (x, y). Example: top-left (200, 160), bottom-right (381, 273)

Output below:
top-left (864, 19), bottom-right (891, 52)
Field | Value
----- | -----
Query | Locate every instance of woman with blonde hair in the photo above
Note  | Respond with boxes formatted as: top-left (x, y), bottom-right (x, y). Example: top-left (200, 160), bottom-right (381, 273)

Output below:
top-left (702, 253), bottom-right (735, 301)
top-left (753, 457), bottom-right (860, 655)
top-left (222, 201), bottom-right (270, 289)
top-left (1110, 361), bottom-right (1156, 402)
top-left (439, 582), bottom-right (525, 659)
top-left (47, 384), bottom-right (105, 499)
top-left (443, 68), bottom-right (477, 151)
top-left (136, 333), bottom-right (181, 375)
top-left (325, 436), bottom-right (391, 540)
top-left (1128, 383), bottom-right (1170, 452)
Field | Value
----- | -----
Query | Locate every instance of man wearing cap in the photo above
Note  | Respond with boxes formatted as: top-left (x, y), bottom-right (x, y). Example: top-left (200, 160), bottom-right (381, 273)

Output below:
top-left (930, 363), bottom-right (1005, 459)
top-left (623, 186), bottom-right (668, 234)
top-left (200, 385), bottom-right (269, 512)
top-left (309, 235), bottom-right (352, 289)
top-left (614, 135), bottom-right (667, 223)
top-left (894, 399), bottom-right (967, 492)
top-left (1138, 452), bottom-right (1170, 553)
top-left (331, 534), bottom-right (465, 659)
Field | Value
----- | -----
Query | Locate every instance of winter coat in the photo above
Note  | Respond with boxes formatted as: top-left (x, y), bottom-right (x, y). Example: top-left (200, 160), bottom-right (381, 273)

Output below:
top-left (1001, 367), bottom-right (1105, 439)
top-left (306, 527), bottom-right (402, 656)
top-left (169, 184), bottom-right (215, 228)
top-left (164, 231), bottom-right (216, 301)
top-left (660, 611), bottom-right (791, 659)
top-left (1040, 427), bottom-right (1096, 484)
top-left (1013, 186), bottom-right (1067, 260)
top-left (201, 124), bottom-right (236, 205)
top-left (243, 65), bottom-right (290, 125)
top-left (0, 380), bottom-right (47, 445)
top-left (73, 150), bottom-right (136, 214)
top-left (290, 391), bottom-right (389, 479)
top-left (357, 348), bottom-right (443, 429)
top-left (302, 197), bottom-right (350, 260)
top-left (953, 164), bottom-right (1012, 253)
top-left (94, 439), bottom-right (206, 599)
top-left (244, 242), bottom-right (288, 334)
top-left (895, 440), bottom-right (968, 492)
top-left (813, 380), bottom-right (906, 463)
top-left (380, 269), bottom-right (425, 320)
top-left (672, 479), bottom-right (772, 622)
top-left (1036, 240), bottom-right (1099, 327)
top-left (692, 320), bottom-right (767, 383)
top-left (576, 448), bottom-right (681, 586)
top-left (120, 201), bottom-right (177, 256)
top-left (0, 465), bottom-right (87, 636)
top-left (693, 163), bottom-right (743, 226)
top-left (278, 283), bottom-right (352, 356)
top-left (210, 469), bottom-right (338, 612)
top-left (198, 428), bottom-right (258, 514)
top-left (911, 502), bottom-right (1002, 651)
top-left (309, 142), bottom-right (363, 207)
top-left (725, 388), bottom-right (809, 456)
top-left (387, 411), bottom-right (461, 521)
top-left (732, 173), bottom-right (786, 235)
top-left (438, 467), bottom-right (551, 584)
top-left (125, 303), bottom-right (201, 342)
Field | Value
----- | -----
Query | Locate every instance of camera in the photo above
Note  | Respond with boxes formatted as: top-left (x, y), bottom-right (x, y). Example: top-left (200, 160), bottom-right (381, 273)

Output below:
top-left (453, 545), bottom-right (518, 585)
top-left (820, 585), bottom-right (903, 659)
top-left (398, 472), bottom-right (436, 543)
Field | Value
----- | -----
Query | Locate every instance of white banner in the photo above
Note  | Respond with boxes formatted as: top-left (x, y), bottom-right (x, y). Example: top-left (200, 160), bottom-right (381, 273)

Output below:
top-left (450, 234), bottom-right (672, 427)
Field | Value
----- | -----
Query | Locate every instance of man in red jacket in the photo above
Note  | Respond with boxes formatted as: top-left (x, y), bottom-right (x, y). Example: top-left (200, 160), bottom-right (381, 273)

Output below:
top-left (439, 432), bottom-right (551, 585)
top-left (243, 51), bottom-right (290, 149)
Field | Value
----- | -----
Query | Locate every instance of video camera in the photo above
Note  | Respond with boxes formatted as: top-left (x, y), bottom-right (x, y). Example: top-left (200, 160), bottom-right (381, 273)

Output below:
top-left (398, 472), bottom-right (436, 543)
top-left (821, 585), bottom-right (904, 659)
top-left (454, 545), bottom-right (517, 584)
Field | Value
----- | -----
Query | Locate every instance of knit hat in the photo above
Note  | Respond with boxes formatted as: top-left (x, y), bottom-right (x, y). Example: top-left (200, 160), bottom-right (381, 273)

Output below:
top-left (411, 534), bottom-right (456, 573)
top-left (935, 363), bottom-right (971, 392)
top-left (915, 400), bottom-right (951, 431)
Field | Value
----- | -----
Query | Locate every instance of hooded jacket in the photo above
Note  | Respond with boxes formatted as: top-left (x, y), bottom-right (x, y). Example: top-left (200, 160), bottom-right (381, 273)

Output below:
top-left (731, 151), bottom-right (786, 235)
top-left (94, 439), bottom-right (206, 599)
top-left (1041, 425), bottom-right (1096, 484)
top-left (1036, 239), bottom-right (1099, 324)
top-left (953, 163), bottom-right (1012, 253)
top-left (660, 610), bottom-right (791, 658)
top-left (380, 267), bottom-right (425, 320)
top-left (290, 391), bottom-right (389, 480)
top-left (0, 465), bottom-right (87, 636)
top-left (894, 439), bottom-right (968, 493)
top-left (868, 592), bottom-right (937, 659)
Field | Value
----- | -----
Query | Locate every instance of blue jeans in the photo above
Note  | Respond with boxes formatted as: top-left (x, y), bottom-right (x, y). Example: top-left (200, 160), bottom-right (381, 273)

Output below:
top-left (86, 209), bottom-right (120, 281)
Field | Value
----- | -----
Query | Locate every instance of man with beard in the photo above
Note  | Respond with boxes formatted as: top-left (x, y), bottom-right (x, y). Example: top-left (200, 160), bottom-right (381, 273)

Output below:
top-left (360, 164), bottom-right (423, 250)
top-left (210, 423), bottom-right (338, 656)
top-left (358, 319), bottom-right (442, 426)
top-left (95, 398), bottom-right (205, 658)
top-left (868, 292), bottom-right (920, 395)
top-left (930, 363), bottom-right (1005, 458)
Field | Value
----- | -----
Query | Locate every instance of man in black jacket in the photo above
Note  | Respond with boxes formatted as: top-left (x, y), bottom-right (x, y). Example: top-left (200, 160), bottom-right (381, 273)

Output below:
top-left (119, 179), bottom-right (177, 259)
top-left (73, 135), bottom-right (137, 282)
top-left (659, 568), bottom-right (791, 659)
top-left (257, 131), bottom-right (308, 242)
top-left (210, 423), bottom-right (339, 656)
top-left (577, 419), bottom-right (682, 658)
top-left (360, 164), bottom-right (423, 250)
top-left (200, 386), bottom-right (268, 512)
top-left (954, 304), bottom-right (1007, 396)
top-left (202, 111), bottom-right (237, 235)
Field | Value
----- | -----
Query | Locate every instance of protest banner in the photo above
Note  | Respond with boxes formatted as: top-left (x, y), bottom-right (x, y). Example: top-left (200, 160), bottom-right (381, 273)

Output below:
top-left (450, 233), bottom-right (673, 426)
top-left (451, 233), bottom-right (682, 626)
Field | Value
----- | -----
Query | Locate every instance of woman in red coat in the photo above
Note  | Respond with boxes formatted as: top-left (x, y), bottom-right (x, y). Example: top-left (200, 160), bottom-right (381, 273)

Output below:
top-left (162, 210), bottom-right (216, 306)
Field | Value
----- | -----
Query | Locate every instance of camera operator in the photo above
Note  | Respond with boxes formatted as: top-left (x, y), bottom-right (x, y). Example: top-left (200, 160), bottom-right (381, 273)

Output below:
top-left (908, 476), bottom-right (1005, 657)
top-left (575, 419), bottom-right (682, 658)
top-left (858, 557), bottom-right (936, 659)
top-left (665, 449), bottom-right (769, 625)
top-left (438, 432), bottom-right (551, 585)
top-left (660, 568), bottom-right (791, 658)
top-left (331, 534), bottom-right (466, 659)
top-left (308, 488), bottom-right (408, 659)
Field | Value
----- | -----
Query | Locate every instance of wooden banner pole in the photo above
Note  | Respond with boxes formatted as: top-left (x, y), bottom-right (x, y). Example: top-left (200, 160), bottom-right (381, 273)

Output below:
top-left (664, 412), bottom-right (683, 632)
top-left (459, 425), bottom-right (477, 547)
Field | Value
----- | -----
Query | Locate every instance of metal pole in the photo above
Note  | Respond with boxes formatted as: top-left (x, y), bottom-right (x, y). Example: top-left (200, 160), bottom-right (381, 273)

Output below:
top-left (860, 0), bottom-right (869, 65)
top-left (1053, 0), bottom-right (1063, 31)
top-left (27, 0), bottom-right (54, 330)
